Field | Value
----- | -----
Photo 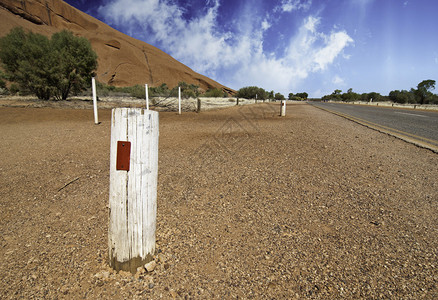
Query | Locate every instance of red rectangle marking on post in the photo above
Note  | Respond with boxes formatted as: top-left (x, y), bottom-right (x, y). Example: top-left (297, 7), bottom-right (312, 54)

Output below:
top-left (116, 141), bottom-right (131, 171)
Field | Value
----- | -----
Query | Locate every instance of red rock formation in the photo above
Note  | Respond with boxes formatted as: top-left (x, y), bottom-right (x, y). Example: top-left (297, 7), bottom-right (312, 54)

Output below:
top-left (0, 0), bottom-right (235, 94)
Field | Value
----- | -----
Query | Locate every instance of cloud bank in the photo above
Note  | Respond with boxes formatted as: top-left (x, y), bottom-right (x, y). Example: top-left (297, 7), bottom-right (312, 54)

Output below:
top-left (98, 0), bottom-right (353, 95)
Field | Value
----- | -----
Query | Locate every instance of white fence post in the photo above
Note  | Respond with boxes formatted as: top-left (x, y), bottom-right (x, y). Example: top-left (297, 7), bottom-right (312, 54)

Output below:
top-left (280, 100), bottom-right (286, 116)
top-left (145, 84), bottom-right (149, 111)
top-left (108, 108), bottom-right (159, 273)
top-left (92, 77), bottom-right (99, 124)
top-left (178, 86), bottom-right (181, 114)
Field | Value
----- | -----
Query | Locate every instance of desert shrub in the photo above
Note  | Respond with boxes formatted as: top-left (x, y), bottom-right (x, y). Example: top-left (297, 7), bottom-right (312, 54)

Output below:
top-left (295, 92), bottom-right (308, 100)
top-left (389, 90), bottom-right (413, 104)
top-left (129, 84), bottom-right (146, 99)
top-left (0, 70), bottom-right (6, 89)
top-left (0, 27), bottom-right (97, 100)
top-left (177, 81), bottom-right (200, 98)
top-left (9, 83), bottom-right (19, 95)
top-left (274, 92), bottom-right (285, 100)
top-left (149, 83), bottom-right (170, 97)
top-left (204, 88), bottom-right (223, 97)
top-left (237, 86), bottom-right (268, 100)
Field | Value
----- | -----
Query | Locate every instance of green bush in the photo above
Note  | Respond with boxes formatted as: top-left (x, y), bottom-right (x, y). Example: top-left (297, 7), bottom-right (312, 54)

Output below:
top-left (149, 83), bottom-right (170, 97)
top-left (176, 81), bottom-right (200, 98)
top-left (236, 86), bottom-right (268, 100)
top-left (129, 84), bottom-right (146, 99)
top-left (204, 88), bottom-right (224, 97)
top-left (9, 83), bottom-right (19, 95)
top-left (274, 92), bottom-right (285, 100)
top-left (0, 70), bottom-right (6, 89)
top-left (0, 27), bottom-right (97, 100)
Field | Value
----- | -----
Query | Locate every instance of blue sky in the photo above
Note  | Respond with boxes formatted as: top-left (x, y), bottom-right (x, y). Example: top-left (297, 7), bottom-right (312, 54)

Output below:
top-left (65, 0), bottom-right (437, 97)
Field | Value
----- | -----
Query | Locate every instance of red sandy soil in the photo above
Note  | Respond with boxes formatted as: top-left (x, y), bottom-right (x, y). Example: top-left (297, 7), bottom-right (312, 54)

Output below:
top-left (0, 103), bottom-right (437, 299)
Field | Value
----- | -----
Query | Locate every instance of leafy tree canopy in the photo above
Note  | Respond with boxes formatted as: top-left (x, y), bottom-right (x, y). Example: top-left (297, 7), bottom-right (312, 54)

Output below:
top-left (416, 79), bottom-right (436, 104)
top-left (295, 92), bottom-right (308, 100)
top-left (323, 79), bottom-right (437, 104)
top-left (274, 92), bottom-right (285, 100)
top-left (237, 86), bottom-right (269, 100)
top-left (0, 27), bottom-right (97, 100)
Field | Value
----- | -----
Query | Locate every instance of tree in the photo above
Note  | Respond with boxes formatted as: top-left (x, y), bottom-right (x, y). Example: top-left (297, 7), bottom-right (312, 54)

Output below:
top-left (331, 89), bottom-right (342, 100)
top-left (269, 90), bottom-right (274, 100)
top-left (0, 27), bottom-right (97, 100)
top-left (50, 30), bottom-right (98, 100)
top-left (288, 93), bottom-right (294, 100)
top-left (236, 86), bottom-right (268, 100)
top-left (274, 92), bottom-right (285, 100)
top-left (0, 28), bottom-right (52, 99)
top-left (295, 92), bottom-right (308, 100)
top-left (367, 92), bottom-right (381, 102)
top-left (389, 89), bottom-right (415, 104)
top-left (341, 88), bottom-right (359, 102)
top-left (416, 79), bottom-right (436, 104)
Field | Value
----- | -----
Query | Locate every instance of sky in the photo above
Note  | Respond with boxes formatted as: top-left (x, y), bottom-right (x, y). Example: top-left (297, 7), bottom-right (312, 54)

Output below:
top-left (64, 0), bottom-right (438, 97)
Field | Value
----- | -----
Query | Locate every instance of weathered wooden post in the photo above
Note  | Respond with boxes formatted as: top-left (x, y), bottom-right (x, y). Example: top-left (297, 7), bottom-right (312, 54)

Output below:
top-left (178, 86), bottom-right (181, 114)
top-left (92, 77), bottom-right (99, 124)
top-left (108, 108), bottom-right (159, 273)
top-left (236, 97), bottom-right (239, 106)
top-left (145, 84), bottom-right (149, 111)
top-left (280, 100), bottom-right (286, 116)
top-left (197, 98), bottom-right (201, 113)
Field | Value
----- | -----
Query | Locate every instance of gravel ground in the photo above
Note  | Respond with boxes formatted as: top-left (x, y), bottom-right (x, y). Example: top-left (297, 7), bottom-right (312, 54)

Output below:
top-left (0, 102), bottom-right (437, 299)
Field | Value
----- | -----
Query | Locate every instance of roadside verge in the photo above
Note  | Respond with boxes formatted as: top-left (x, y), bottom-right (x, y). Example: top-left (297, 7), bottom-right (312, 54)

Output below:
top-left (312, 104), bottom-right (438, 153)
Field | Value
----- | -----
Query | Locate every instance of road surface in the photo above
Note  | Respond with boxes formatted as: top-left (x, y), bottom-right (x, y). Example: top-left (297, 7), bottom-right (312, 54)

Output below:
top-left (309, 101), bottom-right (438, 152)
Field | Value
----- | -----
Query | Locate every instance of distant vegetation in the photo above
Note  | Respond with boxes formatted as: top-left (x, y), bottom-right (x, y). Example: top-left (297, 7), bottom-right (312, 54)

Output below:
top-left (288, 92), bottom-right (308, 101)
top-left (236, 86), bottom-right (287, 101)
top-left (93, 81), bottom-right (231, 99)
top-left (235, 86), bottom-right (311, 101)
top-left (321, 80), bottom-right (438, 104)
top-left (0, 27), bottom-right (97, 100)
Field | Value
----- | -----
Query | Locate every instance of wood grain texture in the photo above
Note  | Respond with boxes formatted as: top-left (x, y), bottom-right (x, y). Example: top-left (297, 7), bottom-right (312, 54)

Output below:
top-left (108, 108), bottom-right (159, 273)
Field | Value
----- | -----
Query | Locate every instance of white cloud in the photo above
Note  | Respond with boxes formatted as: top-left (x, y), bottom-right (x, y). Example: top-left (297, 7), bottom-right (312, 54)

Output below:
top-left (313, 31), bottom-right (354, 71)
top-left (261, 19), bottom-right (271, 31)
top-left (332, 75), bottom-right (345, 85)
top-left (279, 0), bottom-right (312, 13)
top-left (98, 0), bottom-right (353, 95)
top-left (229, 16), bottom-right (353, 93)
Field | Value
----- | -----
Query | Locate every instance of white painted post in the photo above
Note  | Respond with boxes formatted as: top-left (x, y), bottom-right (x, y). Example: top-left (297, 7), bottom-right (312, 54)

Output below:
top-left (108, 108), bottom-right (159, 273)
top-left (145, 84), bottom-right (149, 111)
top-left (92, 77), bottom-right (99, 124)
top-left (178, 86), bottom-right (181, 114)
top-left (280, 100), bottom-right (286, 116)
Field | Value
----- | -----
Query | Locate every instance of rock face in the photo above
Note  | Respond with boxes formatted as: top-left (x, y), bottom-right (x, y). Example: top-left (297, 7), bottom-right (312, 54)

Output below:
top-left (0, 0), bottom-right (234, 94)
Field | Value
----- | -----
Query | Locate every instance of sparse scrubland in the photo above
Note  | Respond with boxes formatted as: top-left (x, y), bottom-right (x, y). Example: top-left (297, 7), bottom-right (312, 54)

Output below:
top-left (0, 103), bottom-right (437, 299)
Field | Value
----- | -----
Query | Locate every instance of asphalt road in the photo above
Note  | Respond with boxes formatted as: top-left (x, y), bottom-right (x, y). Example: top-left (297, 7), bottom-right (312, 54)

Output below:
top-left (309, 101), bottom-right (438, 152)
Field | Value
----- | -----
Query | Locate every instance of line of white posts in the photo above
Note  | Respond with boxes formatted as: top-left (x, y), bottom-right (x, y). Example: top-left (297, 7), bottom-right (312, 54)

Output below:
top-left (98, 81), bottom-right (289, 273)
top-left (92, 79), bottom-right (184, 119)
